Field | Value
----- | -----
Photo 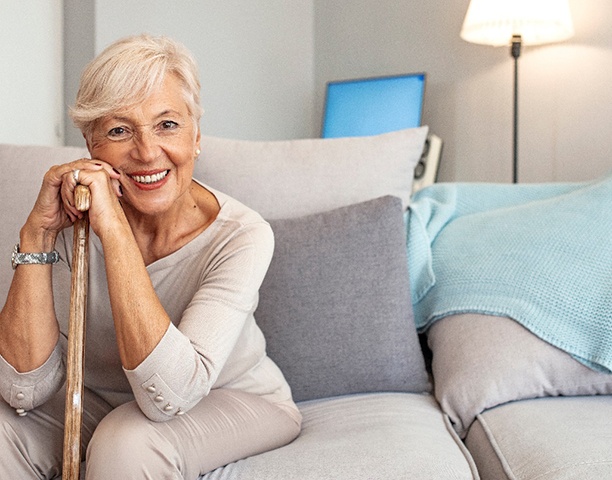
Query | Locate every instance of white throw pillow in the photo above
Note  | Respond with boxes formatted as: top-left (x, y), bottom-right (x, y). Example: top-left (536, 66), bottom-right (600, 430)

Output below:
top-left (195, 126), bottom-right (429, 219)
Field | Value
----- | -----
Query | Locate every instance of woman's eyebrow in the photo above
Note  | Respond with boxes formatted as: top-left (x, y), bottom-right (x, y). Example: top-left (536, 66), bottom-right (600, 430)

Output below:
top-left (106, 110), bottom-right (184, 126)
top-left (106, 115), bottom-right (132, 124)
top-left (155, 109), bottom-right (183, 119)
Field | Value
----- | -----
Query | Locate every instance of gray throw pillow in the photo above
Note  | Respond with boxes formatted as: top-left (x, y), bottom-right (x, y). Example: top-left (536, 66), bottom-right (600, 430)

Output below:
top-left (255, 196), bottom-right (430, 402)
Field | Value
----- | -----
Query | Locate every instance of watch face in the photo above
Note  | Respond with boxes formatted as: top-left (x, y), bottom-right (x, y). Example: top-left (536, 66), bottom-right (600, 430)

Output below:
top-left (48, 251), bottom-right (60, 264)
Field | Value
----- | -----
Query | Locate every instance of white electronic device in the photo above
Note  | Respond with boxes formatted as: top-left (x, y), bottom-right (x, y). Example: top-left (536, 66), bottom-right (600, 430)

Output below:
top-left (412, 134), bottom-right (443, 194)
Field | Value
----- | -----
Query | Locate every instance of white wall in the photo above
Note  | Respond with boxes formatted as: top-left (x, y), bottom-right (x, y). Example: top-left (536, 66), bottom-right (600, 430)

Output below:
top-left (314, 0), bottom-right (612, 183)
top-left (0, 0), bottom-right (64, 146)
top-left (4, 1), bottom-right (611, 183)
top-left (62, 0), bottom-right (315, 145)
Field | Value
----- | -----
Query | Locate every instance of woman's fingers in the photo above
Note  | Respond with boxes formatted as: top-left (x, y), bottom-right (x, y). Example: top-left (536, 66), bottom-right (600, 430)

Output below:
top-left (61, 161), bottom-right (127, 235)
top-left (30, 158), bottom-right (124, 236)
top-left (81, 160), bottom-right (123, 198)
top-left (26, 158), bottom-right (116, 238)
top-left (59, 160), bottom-right (102, 217)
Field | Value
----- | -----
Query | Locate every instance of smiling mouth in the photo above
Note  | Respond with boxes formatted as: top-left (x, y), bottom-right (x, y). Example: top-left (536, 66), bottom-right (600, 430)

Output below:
top-left (129, 170), bottom-right (170, 185)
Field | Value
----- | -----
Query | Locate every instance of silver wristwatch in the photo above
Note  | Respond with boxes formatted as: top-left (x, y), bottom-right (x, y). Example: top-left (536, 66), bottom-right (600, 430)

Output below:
top-left (11, 243), bottom-right (60, 270)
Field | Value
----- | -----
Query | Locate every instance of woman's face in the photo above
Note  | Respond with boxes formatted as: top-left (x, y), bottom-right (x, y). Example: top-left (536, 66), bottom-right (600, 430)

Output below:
top-left (88, 73), bottom-right (200, 219)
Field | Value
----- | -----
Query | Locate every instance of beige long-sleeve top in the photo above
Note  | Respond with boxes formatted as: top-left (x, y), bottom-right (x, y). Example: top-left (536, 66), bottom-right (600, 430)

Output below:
top-left (0, 186), bottom-right (298, 422)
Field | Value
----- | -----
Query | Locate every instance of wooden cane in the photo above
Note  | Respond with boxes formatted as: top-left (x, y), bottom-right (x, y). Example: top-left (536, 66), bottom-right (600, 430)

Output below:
top-left (63, 184), bottom-right (91, 480)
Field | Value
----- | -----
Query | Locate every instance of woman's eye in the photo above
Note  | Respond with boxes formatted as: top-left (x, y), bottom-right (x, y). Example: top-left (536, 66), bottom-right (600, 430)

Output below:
top-left (157, 120), bottom-right (179, 133)
top-left (159, 120), bottom-right (179, 131)
top-left (107, 126), bottom-right (130, 139)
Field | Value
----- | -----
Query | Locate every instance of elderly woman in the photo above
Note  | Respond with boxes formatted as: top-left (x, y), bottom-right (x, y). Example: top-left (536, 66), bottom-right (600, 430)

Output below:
top-left (0, 35), bottom-right (301, 478)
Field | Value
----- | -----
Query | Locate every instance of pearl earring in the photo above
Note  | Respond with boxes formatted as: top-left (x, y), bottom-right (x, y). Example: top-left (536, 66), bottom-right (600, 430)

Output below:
top-left (195, 148), bottom-right (201, 156)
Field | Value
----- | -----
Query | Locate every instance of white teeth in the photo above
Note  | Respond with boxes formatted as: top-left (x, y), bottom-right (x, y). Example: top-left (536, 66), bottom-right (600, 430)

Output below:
top-left (131, 170), bottom-right (169, 184)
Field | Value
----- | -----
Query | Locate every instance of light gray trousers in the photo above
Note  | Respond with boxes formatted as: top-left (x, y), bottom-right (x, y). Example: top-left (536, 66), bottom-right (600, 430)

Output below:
top-left (0, 386), bottom-right (300, 479)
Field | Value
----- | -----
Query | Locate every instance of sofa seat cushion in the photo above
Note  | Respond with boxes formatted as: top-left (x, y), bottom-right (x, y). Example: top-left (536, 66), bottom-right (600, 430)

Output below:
top-left (202, 392), bottom-right (478, 480)
top-left (428, 314), bottom-right (612, 437)
top-left (465, 396), bottom-right (612, 480)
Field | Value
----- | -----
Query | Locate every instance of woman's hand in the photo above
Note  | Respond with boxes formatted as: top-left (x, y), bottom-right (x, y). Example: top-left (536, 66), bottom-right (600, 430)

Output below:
top-left (59, 160), bottom-right (125, 239)
top-left (23, 159), bottom-right (122, 248)
top-left (4, 157), bottom-right (123, 374)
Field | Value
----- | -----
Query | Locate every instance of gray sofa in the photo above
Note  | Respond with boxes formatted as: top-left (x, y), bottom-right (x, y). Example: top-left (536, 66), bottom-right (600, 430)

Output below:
top-left (1, 128), bottom-right (611, 479)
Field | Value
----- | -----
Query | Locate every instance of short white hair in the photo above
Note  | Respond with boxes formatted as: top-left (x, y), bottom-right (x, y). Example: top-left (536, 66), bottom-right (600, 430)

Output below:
top-left (70, 34), bottom-right (204, 140)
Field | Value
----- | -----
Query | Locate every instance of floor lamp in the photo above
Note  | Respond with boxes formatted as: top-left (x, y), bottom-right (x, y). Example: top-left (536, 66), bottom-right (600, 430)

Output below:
top-left (460, 0), bottom-right (574, 183)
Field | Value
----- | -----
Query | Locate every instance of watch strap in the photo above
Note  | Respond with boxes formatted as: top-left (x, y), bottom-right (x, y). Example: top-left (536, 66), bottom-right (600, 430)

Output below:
top-left (12, 243), bottom-right (60, 270)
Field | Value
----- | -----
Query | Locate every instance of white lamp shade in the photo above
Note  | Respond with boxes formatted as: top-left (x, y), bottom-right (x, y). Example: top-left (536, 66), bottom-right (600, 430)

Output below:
top-left (460, 0), bottom-right (574, 47)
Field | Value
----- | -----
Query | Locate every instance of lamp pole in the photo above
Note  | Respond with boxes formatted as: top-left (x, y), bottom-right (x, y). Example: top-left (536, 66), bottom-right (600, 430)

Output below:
top-left (461, 1), bottom-right (574, 183)
top-left (511, 34), bottom-right (522, 184)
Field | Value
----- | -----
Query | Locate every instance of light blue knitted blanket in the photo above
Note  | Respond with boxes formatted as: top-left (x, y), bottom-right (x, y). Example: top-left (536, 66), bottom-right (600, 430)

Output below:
top-left (406, 173), bottom-right (612, 373)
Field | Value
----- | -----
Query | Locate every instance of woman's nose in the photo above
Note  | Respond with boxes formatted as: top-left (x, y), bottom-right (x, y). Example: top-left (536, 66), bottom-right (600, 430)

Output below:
top-left (132, 129), bottom-right (160, 162)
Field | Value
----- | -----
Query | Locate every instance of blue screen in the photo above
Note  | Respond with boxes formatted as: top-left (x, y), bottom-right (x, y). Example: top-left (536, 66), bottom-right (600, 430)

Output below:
top-left (321, 73), bottom-right (425, 138)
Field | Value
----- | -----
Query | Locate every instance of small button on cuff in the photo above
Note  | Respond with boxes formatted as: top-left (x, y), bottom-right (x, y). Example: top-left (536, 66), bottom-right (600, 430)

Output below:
top-left (15, 408), bottom-right (27, 417)
top-left (11, 384), bottom-right (34, 411)
top-left (141, 374), bottom-right (186, 417)
top-left (175, 409), bottom-right (185, 416)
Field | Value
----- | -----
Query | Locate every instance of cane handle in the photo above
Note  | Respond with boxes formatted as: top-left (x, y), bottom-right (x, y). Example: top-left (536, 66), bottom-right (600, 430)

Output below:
top-left (75, 184), bottom-right (91, 212)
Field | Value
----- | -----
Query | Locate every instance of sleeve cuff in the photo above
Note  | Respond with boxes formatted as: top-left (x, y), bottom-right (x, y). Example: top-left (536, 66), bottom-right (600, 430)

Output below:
top-left (123, 323), bottom-right (207, 421)
top-left (0, 343), bottom-right (65, 413)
